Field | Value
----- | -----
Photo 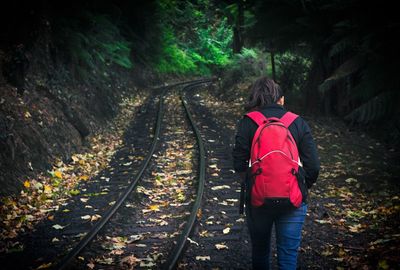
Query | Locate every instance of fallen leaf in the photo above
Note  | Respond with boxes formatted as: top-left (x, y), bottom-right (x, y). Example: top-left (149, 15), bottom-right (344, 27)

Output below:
top-left (315, 219), bottom-right (331, 224)
top-left (24, 111), bottom-right (32, 118)
top-left (321, 250), bottom-right (333, 256)
top-left (120, 255), bottom-right (139, 267)
top-left (149, 205), bottom-right (160, 211)
top-left (44, 185), bottom-right (52, 193)
top-left (110, 249), bottom-right (124, 255)
top-left (95, 257), bottom-right (113, 265)
top-left (345, 178), bottom-right (358, 183)
top-left (187, 237), bottom-right (199, 246)
top-left (378, 259), bottom-right (389, 270)
top-left (71, 155), bottom-right (80, 163)
top-left (211, 185), bottom-right (230, 190)
top-left (215, 243), bottom-right (228, 250)
top-left (23, 180), bottom-right (30, 188)
top-left (91, 214), bottom-right (101, 222)
top-left (52, 224), bottom-right (66, 230)
top-left (54, 171), bottom-right (62, 179)
top-left (196, 256), bottom-right (211, 261)
top-left (70, 189), bottom-right (80, 196)
top-left (139, 261), bottom-right (155, 267)
top-left (81, 215), bottom-right (91, 220)
top-left (36, 262), bottom-right (52, 269)
top-left (348, 224), bottom-right (363, 233)
top-left (223, 227), bottom-right (230, 234)
top-left (127, 234), bottom-right (143, 243)
top-left (79, 175), bottom-right (89, 181)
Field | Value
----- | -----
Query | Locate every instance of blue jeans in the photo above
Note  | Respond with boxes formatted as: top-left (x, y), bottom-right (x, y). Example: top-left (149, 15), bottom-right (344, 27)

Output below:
top-left (246, 203), bottom-right (308, 270)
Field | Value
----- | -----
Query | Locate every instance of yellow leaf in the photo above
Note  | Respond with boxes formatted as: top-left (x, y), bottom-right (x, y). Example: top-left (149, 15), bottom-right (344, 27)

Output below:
top-left (36, 262), bottom-right (52, 269)
top-left (24, 180), bottom-right (30, 188)
top-left (378, 259), bottom-right (389, 270)
top-left (80, 175), bottom-right (89, 181)
top-left (44, 185), bottom-right (52, 193)
top-left (48, 215), bottom-right (54, 221)
top-left (24, 111), bottom-right (32, 118)
top-left (149, 205), bottom-right (160, 211)
top-left (54, 171), bottom-right (62, 179)
top-left (348, 224), bottom-right (363, 233)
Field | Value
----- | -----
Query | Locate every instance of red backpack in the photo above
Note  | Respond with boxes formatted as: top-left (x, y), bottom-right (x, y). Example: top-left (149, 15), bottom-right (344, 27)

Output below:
top-left (246, 111), bottom-right (303, 209)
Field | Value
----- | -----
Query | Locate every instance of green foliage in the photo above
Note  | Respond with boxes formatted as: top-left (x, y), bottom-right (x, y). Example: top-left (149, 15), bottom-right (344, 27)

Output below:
top-left (221, 47), bottom-right (267, 88)
top-left (231, 47), bottom-right (266, 77)
top-left (275, 52), bottom-right (312, 96)
top-left (196, 18), bottom-right (232, 67)
top-left (155, 27), bottom-right (197, 74)
top-left (153, 0), bottom-right (233, 75)
top-left (56, 12), bottom-right (133, 79)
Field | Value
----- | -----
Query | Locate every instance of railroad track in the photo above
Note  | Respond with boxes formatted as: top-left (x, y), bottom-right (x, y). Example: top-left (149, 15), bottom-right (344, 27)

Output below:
top-left (54, 80), bottom-right (210, 269)
top-left (1, 79), bottom-right (251, 270)
top-left (178, 88), bottom-right (251, 269)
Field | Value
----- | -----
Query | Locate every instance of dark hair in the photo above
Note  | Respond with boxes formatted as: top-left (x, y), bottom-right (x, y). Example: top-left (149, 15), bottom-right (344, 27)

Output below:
top-left (244, 76), bottom-right (284, 111)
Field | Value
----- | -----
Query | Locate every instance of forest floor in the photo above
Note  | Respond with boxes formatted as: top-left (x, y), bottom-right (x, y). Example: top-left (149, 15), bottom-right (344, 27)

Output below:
top-left (0, 80), bottom-right (399, 269)
top-left (199, 82), bottom-right (400, 269)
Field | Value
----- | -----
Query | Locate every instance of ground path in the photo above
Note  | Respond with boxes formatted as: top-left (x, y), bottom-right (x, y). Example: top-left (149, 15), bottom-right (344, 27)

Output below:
top-left (195, 84), bottom-right (400, 269)
top-left (0, 82), bottom-right (399, 269)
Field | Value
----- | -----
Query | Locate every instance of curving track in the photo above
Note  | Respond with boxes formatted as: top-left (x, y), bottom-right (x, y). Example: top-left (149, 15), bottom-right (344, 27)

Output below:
top-left (0, 79), bottom-right (252, 270)
top-left (55, 80), bottom-right (211, 269)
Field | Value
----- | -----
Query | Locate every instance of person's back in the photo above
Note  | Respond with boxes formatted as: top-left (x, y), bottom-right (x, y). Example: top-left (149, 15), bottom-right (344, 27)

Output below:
top-left (233, 76), bottom-right (320, 269)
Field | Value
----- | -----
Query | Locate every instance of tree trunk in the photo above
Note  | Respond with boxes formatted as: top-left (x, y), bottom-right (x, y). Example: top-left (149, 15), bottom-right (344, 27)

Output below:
top-left (232, 0), bottom-right (244, 53)
top-left (271, 50), bottom-right (276, 81)
top-left (304, 54), bottom-right (326, 113)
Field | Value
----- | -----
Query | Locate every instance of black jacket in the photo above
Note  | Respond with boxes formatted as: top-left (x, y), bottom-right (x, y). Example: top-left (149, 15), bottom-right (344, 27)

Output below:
top-left (232, 104), bottom-right (320, 188)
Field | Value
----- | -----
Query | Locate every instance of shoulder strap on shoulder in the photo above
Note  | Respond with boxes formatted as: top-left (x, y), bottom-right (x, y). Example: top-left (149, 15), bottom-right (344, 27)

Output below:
top-left (246, 111), bottom-right (268, 126)
top-left (280, 112), bottom-right (299, 128)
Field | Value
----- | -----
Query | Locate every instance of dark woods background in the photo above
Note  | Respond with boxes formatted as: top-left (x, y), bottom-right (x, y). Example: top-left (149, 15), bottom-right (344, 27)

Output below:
top-left (0, 0), bottom-right (399, 193)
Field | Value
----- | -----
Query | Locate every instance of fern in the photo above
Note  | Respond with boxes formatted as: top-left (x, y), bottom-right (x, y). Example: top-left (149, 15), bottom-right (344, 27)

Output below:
top-left (319, 54), bottom-right (364, 93)
top-left (57, 12), bottom-right (133, 80)
top-left (328, 37), bottom-right (356, 58)
top-left (344, 91), bottom-right (396, 124)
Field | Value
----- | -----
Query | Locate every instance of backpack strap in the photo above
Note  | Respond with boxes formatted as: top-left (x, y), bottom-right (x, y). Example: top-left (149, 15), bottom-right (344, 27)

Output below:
top-left (246, 111), bottom-right (268, 126)
top-left (280, 112), bottom-right (299, 128)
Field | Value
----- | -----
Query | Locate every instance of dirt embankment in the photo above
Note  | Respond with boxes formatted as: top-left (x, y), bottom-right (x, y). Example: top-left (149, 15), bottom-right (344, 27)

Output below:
top-left (0, 31), bottom-right (156, 196)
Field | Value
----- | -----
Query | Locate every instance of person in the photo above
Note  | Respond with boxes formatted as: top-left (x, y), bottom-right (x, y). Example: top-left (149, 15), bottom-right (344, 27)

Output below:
top-left (233, 76), bottom-right (320, 269)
